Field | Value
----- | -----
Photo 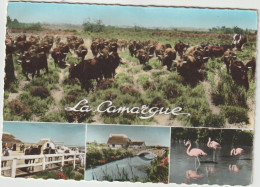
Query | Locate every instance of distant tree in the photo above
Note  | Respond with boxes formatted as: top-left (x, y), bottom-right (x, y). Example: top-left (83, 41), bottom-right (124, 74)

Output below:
top-left (7, 16), bottom-right (12, 25)
top-left (83, 19), bottom-right (105, 32)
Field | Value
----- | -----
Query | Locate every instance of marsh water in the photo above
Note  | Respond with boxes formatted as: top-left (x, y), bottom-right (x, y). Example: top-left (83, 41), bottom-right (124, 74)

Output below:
top-left (170, 141), bottom-right (253, 185)
top-left (85, 154), bottom-right (154, 181)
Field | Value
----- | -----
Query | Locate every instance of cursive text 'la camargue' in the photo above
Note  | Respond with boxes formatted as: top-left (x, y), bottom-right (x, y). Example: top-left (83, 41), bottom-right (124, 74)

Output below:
top-left (64, 99), bottom-right (191, 119)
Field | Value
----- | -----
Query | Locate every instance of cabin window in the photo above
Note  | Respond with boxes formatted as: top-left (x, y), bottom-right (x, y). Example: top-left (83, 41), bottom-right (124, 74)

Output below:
top-left (47, 143), bottom-right (49, 147)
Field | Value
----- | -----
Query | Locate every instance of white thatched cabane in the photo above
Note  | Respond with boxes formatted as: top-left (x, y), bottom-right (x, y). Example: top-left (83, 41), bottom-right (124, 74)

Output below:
top-left (107, 134), bottom-right (130, 149)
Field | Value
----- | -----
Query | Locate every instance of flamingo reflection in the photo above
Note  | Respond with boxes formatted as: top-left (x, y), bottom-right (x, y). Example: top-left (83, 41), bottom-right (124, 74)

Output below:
top-left (205, 165), bottom-right (215, 177)
top-left (229, 164), bottom-right (240, 173)
top-left (184, 170), bottom-right (204, 184)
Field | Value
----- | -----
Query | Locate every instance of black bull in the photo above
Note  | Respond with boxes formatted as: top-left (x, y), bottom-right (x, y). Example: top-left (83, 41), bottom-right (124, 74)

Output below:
top-left (69, 53), bottom-right (121, 90)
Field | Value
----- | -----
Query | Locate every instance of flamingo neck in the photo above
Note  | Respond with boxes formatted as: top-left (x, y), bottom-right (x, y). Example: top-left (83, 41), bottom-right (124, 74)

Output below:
top-left (207, 138), bottom-right (211, 147)
top-left (230, 149), bottom-right (235, 156)
top-left (186, 143), bottom-right (191, 156)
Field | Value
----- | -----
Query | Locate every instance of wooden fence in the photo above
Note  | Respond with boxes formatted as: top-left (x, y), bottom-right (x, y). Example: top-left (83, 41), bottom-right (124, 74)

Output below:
top-left (1, 153), bottom-right (85, 178)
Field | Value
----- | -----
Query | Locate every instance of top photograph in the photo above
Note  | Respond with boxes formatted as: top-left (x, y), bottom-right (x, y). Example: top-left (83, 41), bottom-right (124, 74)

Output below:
top-left (3, 2), bottom-right (257, 129)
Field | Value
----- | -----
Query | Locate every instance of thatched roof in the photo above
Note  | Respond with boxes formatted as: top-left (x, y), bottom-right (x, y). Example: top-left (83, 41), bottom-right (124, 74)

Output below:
top-left (107, 134), bottom-right (130, 145)
top-left (130, 141), bottom-right (145, 146)
top-left (2, 132), bottom-right (23, 144)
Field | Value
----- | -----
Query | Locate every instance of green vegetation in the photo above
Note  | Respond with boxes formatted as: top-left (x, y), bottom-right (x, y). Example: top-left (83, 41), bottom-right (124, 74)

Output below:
top-left (7, 16), bottom-right (42, 30)
top-left (146, 150), bottom-right (169, 184)
top-left (83, 19), bottom-right (105, 33)
top-left (209, 26), bottom-right (253, 34)
top-left (171, 128), bottom-right (254, 146)
top-left (34, 166), bottom-right (84, 180)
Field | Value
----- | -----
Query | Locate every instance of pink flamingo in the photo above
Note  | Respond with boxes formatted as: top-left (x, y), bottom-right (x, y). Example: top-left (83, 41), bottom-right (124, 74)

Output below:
top-left (185, 141), bottom-right (207, 170)
top-left (230, 148), bottom-right (244, 158)
top-left (207, 137), bottom-right (221, 162)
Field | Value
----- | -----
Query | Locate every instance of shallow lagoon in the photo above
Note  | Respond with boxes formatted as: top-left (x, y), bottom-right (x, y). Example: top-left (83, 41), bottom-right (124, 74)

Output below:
top-left (85, 155), bottom-right (154, 181)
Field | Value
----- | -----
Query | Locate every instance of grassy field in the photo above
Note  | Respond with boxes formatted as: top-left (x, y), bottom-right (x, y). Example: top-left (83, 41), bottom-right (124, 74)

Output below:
top-left (4, 27), bottom-right (256, 128)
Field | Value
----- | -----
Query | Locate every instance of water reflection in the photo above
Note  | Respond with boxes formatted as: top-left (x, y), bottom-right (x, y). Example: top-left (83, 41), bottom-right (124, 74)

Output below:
top-left (184, 170), bottom-right (204, 184)
top-left (170, 141), bottom-right (252, 185)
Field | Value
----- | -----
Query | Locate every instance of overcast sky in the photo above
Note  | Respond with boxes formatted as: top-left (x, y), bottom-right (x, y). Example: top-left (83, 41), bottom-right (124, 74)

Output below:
top-left (4, 122), bottom-right (85, 146)
top-left (86, 125), bottom-right (170, 147)
top-left (7, 2), bottom-right (257, 30)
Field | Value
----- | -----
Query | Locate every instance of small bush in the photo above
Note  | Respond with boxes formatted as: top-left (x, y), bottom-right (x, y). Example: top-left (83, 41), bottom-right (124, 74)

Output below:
top-left (65, 90), bottom-right (82, 103)
top-left (30, 86), bottom-right (50, 98)
top-left (105, 92), bottom-right (117, 100)
top-left (96, 79), bottom-right (114, 90)
top-left (137, 74), bottom-right (150, 86)
top-left (114, 73), bottom-right (133, 88)
top-left (150, 97), bottom-right (167, 108)
top-left (120, 85), bottom-right (140, 96)
top-left (222, 106), bottom-right (249, 124)
top-left (9, 99), bottom-right (31, 117)
top-left (63, 78), bottom-right (81, 85)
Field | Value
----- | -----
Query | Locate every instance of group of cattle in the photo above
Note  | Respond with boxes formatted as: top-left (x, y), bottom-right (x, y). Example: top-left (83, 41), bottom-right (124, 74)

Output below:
top-left (127, 33), bottom-right (255, 90)
top-left (5, 32), bottom-right (256, 91)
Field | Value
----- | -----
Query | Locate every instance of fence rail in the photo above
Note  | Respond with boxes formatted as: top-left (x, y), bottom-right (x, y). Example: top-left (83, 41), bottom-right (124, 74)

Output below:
top-left (1, 153), bottom-right (85, 178)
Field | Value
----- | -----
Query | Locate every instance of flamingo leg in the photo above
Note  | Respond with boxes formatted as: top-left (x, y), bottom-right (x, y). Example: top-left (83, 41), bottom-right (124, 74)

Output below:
top-left (213, 150), bottom-right (215, 162)
top-left (196, 157), bottom-right (201, 170)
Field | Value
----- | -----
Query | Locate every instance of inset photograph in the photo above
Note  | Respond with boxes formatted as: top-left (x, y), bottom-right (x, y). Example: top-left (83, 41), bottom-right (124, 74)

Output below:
top-left (1, 121), bottom-right (85, 180)
top-left (3, 2), bottom-right (257, 129)
top-left (85, 125), bottom-right (170, 183)
top-left (170, 127), bottom-right (253, 185)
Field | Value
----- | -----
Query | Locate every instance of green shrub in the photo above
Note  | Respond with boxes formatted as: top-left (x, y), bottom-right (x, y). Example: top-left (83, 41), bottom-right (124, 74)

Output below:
top-left (222, 106), bottom-right (249, 124)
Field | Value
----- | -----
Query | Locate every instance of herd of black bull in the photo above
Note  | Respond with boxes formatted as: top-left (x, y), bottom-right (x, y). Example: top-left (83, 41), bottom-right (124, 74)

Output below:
top-left (128, 33), bottom-right (255, 90)
top-left (5, 33), bottom-right (255, 91)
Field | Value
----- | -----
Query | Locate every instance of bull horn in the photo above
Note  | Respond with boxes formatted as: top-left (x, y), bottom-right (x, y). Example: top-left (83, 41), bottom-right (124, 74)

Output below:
top-left (248, 67), bottom-right (252, 69)
top-left (224, 56), bottom-right (229, 58)
top-left (149, 55), bottom-right (153, 57)
top-left (233, 55), bottom-right (237, 57)
top-left (63, 53), bottom-right (68, 55)
top-left (203, 57), bottom-right (209, 59)
top-left (237, 66), bottom-right (242, 68)
top-left (75, 50), bottom-right (79, 52)
top-left (26, 60), bottom-right (30, 63)
top-left (142, 55), bottom-right (146, 57)
top-left (82, 50), bottom-right (87, 52)
top-left (17, 60), bottom-right (22, 63)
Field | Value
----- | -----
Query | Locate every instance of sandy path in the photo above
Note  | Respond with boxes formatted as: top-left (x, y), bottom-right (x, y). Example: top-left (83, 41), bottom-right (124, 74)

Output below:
top-left (202, 81), bottom-right (221, 115)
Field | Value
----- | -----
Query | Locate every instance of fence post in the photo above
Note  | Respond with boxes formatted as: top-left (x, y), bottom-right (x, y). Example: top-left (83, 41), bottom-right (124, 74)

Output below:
top-left (42, 156), bottom-right (46, 170)
top-left (80, 154), bottom-right (84, 167)
top-left (61, 155), bottom-right (64, 167)
top-left (73, 154), bottom-right (76, 169)
top-left (11, 158), bottom-right (17, 178)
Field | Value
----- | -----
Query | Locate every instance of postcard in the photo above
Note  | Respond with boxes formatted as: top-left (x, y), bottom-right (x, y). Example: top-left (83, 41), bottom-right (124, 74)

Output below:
top-left (3, 2), bottom-right (257, 128)
top-left (0, 0), bottom-right (259, 186)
